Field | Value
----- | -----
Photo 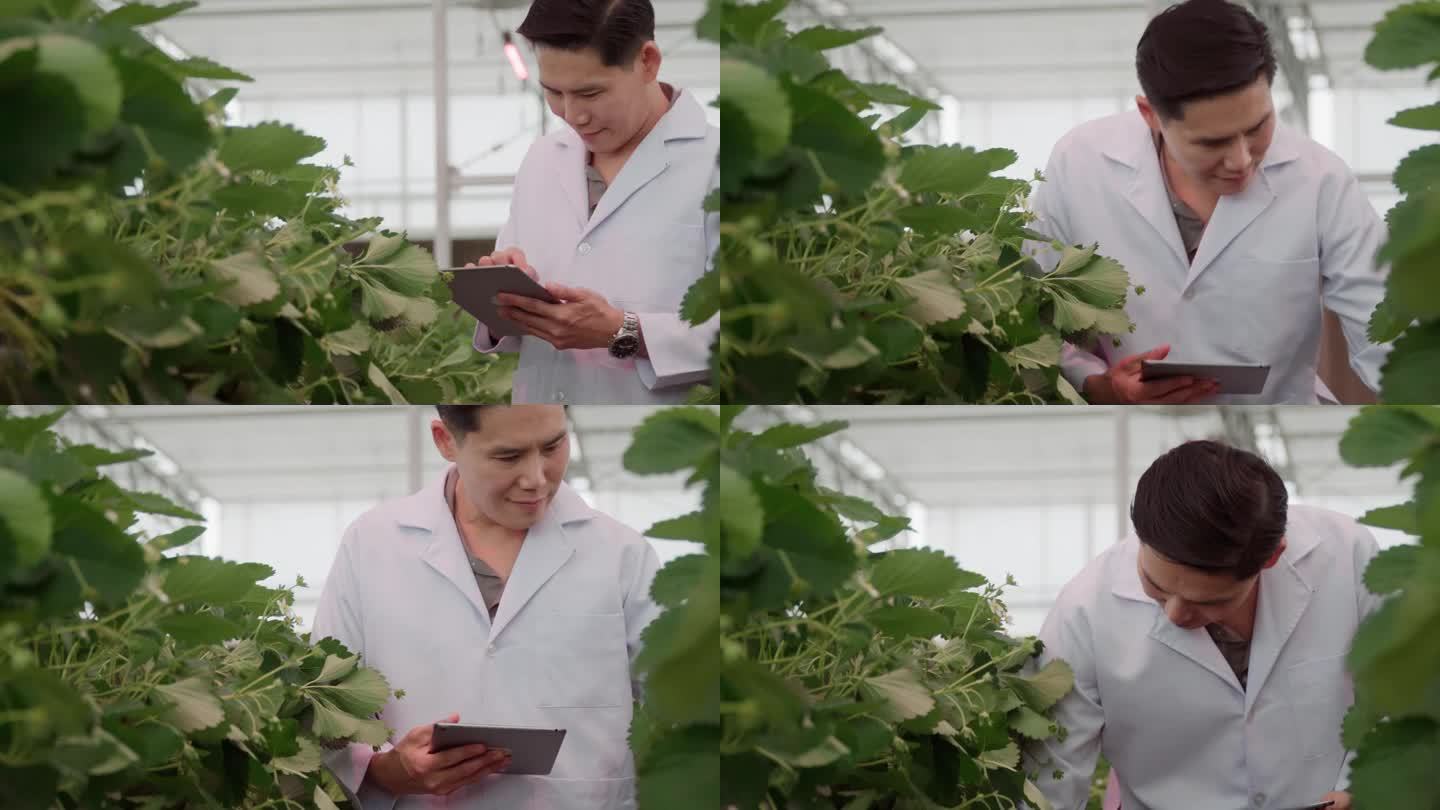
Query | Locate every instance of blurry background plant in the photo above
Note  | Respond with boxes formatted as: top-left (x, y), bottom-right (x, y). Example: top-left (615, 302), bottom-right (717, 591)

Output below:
top-left (708, 0), bottom-right (1136, 404)
top-left (1358, 1), bottom-right (1440, 404)
top-left (0, 0), bottom-right (514, 403)
top-left (1336, 404), bottom-right (1440, 809)
top-left (0, 406), bottom-right (399, 808)
top-left (619, 405), bottom-right (1074, 809)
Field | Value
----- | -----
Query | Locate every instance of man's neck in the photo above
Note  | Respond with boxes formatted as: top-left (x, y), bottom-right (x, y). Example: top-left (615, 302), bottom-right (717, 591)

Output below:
top-left (1224, 581), bottom-right (1262, 641)
top-left (450, 474), bottom-right (526, 551)
top-left (1160, 143), bottom-right (1220, 223)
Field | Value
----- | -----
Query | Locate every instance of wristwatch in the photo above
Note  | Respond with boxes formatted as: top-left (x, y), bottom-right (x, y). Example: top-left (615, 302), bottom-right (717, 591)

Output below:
top-left (608, 311), bottom-right (641, 359)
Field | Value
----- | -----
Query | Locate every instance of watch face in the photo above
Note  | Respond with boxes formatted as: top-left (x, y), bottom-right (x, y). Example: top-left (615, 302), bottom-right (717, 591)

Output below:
top-left (609, 334), bottom-right (640, 358)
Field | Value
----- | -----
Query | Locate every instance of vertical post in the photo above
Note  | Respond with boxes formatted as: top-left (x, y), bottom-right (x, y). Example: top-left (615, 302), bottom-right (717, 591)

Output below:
top-left (407, 407), bottom-right (423, 494)
top-left (1114, 408), bottom-right (1130, 544)
top-left (432, 0), bottom-right (452, 269)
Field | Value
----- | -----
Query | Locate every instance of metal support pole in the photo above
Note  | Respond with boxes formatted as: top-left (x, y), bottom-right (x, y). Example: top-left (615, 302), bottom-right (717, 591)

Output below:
top-left (432, 0), bottom-right (452, 269)
top-left (1114, 408), bottom-right (1130, 543)
top-left (407, 407), bottom-right (423, 494)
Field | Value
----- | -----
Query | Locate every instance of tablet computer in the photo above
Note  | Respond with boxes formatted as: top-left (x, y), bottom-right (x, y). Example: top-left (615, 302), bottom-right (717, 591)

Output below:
top-left (1139, 360), bottom-right (1270, 396)
top-left (429, 723), bottom-right (566, 776)
top-left (445, 265), bottom-right (560, 338)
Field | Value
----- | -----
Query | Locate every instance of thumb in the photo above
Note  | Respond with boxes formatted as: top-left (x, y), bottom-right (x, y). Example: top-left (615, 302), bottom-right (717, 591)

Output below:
top-left (1121, 343), bottom-right (1170, 369)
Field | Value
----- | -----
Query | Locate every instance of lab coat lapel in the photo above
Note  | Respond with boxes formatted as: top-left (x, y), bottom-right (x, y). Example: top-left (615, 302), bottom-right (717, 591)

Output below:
top-left (580, 90), bottom-right (709, 241)
top-left (1109, 538), bottom-right (1243, 696)
top-left (402, 472), bottom-right (493, 627)
top-left (1104, 125), bottom-right (1188, 270)
top-left (553, 131), bottom-right (592, 232)
top-left (1183, 126), bottom-right (1300, 293)
top-left (488, 483), bottom-right (592, 642)
top-left (1243, 536), bottom-right (1319, 715)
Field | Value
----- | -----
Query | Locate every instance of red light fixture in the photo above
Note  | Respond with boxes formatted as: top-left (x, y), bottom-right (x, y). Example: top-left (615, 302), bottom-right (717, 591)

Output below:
top-left (503, 31), bottom-right (528, 81)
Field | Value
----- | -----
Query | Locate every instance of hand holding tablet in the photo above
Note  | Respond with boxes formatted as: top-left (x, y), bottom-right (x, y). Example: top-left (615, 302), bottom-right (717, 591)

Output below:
top-left (429, 722), bottom-right (567, 776)
top-left (1140, 360), bottom-right (1270, 396)
top-left (447, 263), bottom-right (560, 338)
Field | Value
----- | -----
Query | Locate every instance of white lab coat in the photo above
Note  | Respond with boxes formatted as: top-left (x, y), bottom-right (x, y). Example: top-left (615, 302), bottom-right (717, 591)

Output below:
top-left (1025, 505), bottom-right (1384, 810)
top-left (473, 87), bottom-right (720, 404)
top-left (314, 472), bottom-right (662, 810)
top-left (1028, 111), bottom-right (1390, 403)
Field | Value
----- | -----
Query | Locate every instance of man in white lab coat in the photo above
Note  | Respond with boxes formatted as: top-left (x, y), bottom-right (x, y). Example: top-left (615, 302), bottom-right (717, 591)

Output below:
top-left (466, 0), bottom-right (719, 404)
top-left (314, 405), bottom-right (662, 809)
top-left (1028, 0), bottom-right (1389, 404)
top-left (1025, 440), bottom-right (1381, 810)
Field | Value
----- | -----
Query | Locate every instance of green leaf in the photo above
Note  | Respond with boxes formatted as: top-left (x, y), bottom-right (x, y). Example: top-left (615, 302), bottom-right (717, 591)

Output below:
top-left (101, 1), bottom-right (198, 26)
top-left (1365, 544), bottom-right (1421, 595)
top-left (718, 465), bottom-right (762, 557)
top-left (158, 612), bottom-right (244, 644)
top-left (788, 81), bottom-right (885, 196)
top-left (1046, 245), bottom-right (1129, 307)
top-left (871, 548), bottom-right (985, 598)
top-left (857, 81), bottom-right (940, 110)
top-left (1391, 103), bottom-right (1440, 131)
top-left (1395, 144), bottom-right (1440, 195)
top-left (50, 495), bottom-right (146, 603)
top-left (897, 269), bottom-right (968, 327)
top-left (789, 24), bottom-right (882, 51)
top-left (319, 323), bottom-right (372, 357)
top-left (1379, 321), bottom-right (1440, 404)
top-left (1004, 659), bottom-right (1074, 713)
top-left (646, 511), bottom-right (707, 543)
top-left (362, 242), bottom-right (437, 297)
top-left (1009, 705), bottom-right (1056, 740)
top-left (1340, 406), bottom-right (1436, 467)
top-left (219, 122), bottom-right (327, 173)
top-left (651, 554), bottom-right (710, 608)
top-left (319, 667), bottom-right (393, 716)
top-left (272, 737), bottom-right (323, 777)
top-left (868, 606), bottom-right (949, 639)
top-left (862, 668), bottom-right (935, 722)
top-left (365, 363), bottom-right (408, 404)
top-left (900, 145), bottom-right (996, 196)
top-left (1005, 334), bottom-right (1062, 370)
top-left (66, 444), bottom-right (149, 467)
top-left (1361, 502), bottom-right (1419, 534)
top-left (308, 696), bottom-right (390, 746)
top-left (753, 420), bottom-right (847, 449)
top-left (680, 270), bottom-right (720, 325)
top-left (170, 56), bottom-right (252, 82)
top-left (977, 741), bottom-right (1020, 770)
top-left (720, 59), bottom-right (790, 158)
top-left (52, 728), bottom-right (139, 777)
top-left (125, 489), bottom-right (202, 520)
top-left (896, 205), bottom-right (972, 235)
top-left (1364, 3), bottom-right (1440, 70)
top-left (755, 482), bottom-right (856, 599)
top-left (1348, 717), bottom-right (1440, 810)
top-left (636, 725), bottom-right (719, 810)
top-left (635, 571), bottom-right (719, 725)
top-left (112, 54), bottom-right (213, 181)
top-left (0, 408), bottom-right (67, 450)
top-left (211, 251), bottom-right (279, 307)
top-left (149, 524), bottom-right (205, 551)
top-left (107, 721), bottom-right (184, 768)
top-left (156, 676), bottom-right (225, 733)
top-left (0, 467), bottom-right (52, 569)
top-left (26, 34), bottom-right (123, 135)
top-left (162, 556), bottom-right (275, 605)
top-left (622, 408), bottom-right (719, 475)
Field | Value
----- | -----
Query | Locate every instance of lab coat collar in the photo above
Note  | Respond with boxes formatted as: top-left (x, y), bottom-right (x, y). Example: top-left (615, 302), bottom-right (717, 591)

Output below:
top-left (397, 469), bottom-right (595, 641)
top-left (1101, 113), bottom-right (1302, 291)
top-left (1109, 523), bottom-right (1322, 700)
top-left (554, 85), bottom-right (710, 240)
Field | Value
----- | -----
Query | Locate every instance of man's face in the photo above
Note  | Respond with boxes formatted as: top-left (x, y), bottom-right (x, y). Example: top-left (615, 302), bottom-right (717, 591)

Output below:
top-left (535, 41), bottom-right (661, 156)
top-left (1139, 76), bottom-right (1276, 197)
top-left (1136, 542), bottom-right (1273, 631)
top-left (432, 405), bottom-right (570, 531)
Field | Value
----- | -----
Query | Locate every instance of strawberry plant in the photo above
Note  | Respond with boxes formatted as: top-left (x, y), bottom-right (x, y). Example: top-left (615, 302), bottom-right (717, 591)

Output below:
top-left (0, 0), bottom-right (514, 404)
top-left (711, 0), bottom-right (1136, 403)
top-left (1359, 2), bottom-right (1440, 404)
top-left (1337, 405), bottom-right (1440, 809)
top-left (0, 406), bottom-right (400, 808)
top-left (620, 406), bottom-right (1073, 809)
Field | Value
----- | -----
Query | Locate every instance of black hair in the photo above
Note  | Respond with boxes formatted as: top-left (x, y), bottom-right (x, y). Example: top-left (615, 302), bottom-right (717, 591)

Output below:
top-left (1130, 440), bottom-right (1288, 580)
top-left (436, 406), bottom-right (495, 440)
top-left (1136, 0), bottom-right (1278, 120)
top-left (516, 0), bottom-right (656, 68)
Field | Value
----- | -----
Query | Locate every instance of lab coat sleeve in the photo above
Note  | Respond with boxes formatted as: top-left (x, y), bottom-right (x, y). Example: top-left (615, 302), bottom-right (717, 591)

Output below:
top-left (471, 218), bottom-right (526, 356)
top-left (1022, 599), bottom-right (1105, 810)
top-left (1025, 148), bottom-right (1111, 395)
top-left (1336, 523), bottom-right (1386, 793)
top-left (622, 540), bottom-right (665, 701)
top-left (313, 530), bottom-right (399, 810)
top-left (1317, 166), bottom-right (1390, 393)
top-left (635, 158), bottom-right (719, 391)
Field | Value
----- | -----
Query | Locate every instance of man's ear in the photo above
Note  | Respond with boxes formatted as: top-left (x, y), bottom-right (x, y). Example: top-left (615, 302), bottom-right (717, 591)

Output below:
top-left (638, 40), bottom-right (662, 84)
top-left (1136, 95), bottom-right (1162, 134)
top-left (431, 419), bottom-right (459, 463)
top-left (1261, 538), bottom-right (1287, 570)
